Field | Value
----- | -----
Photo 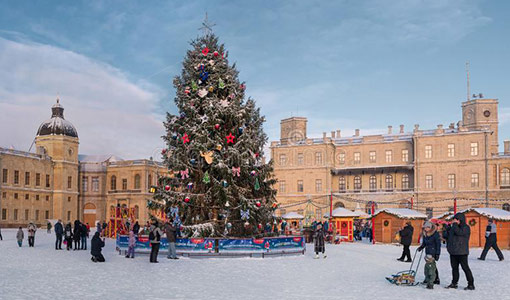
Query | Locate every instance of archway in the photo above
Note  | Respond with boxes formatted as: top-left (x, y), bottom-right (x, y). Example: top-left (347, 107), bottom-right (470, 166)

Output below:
top-left (334, 201), bottom-right (345, 209)
top-left (83, 203), bottom-right (97, 226)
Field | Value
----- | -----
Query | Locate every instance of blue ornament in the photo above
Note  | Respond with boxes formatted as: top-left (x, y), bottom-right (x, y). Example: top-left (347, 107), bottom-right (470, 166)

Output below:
top-left (180, 112), bottom-right (186, 118)
top-left (238, 127), bottom-right (244, 134)
top-left (222, 180), bottom-right (228, 188)
top-left (200, 71), bottom-right (209, 82)
top-left (187, 182), bottom-right (193, 190)
top-left (172, 132), bottom-right (178, 140)
top-left (199, 64), bottom-right (205, 70)
top-left (190, 158), bottom-right (197, 165)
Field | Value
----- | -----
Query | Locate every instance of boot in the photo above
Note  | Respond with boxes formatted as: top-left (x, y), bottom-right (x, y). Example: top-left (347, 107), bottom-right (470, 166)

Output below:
top-left (446, 283), bottom-right (458, 289)
top-left (434, 278), bottom-right (440, 285)
top-left (426, 284), bottom-right (434, 289)
top-left (477, 257), bottom-right (485, 261)
top-left (397, 258), bottom-right (404, 262)
top-left (314, 254), bottom-right (319, 259)
top-left (464, 285), bottom-right (475, 291)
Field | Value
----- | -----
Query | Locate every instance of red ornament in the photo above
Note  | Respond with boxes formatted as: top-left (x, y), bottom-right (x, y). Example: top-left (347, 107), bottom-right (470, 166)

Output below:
top-left (214, 124), bottom-right (220, 130)
top-left (165, 185), bottom-right (170, 191)
top-left (226, 133), bottom-right (235, 144)
top-left (184, 197), bottom-right (190, 203)
top-left (202, 47), bottom-right (209, 56)
top-left (258, 223), bottom-right (262, 230)
top-left (240, 84), bottom-right (246, 90)
top-left (182, 133), bottom-right (190, 144)
top-left (255, 201), bottom-right (261, 208)
top-left (213, 51), bottom-right (219, 57)
top-left (255, 152), bottom-right (260, 158)
top-left (161, 149), bottom-right (167, 155)
top-left (184, 89), bottom-right (190, 95)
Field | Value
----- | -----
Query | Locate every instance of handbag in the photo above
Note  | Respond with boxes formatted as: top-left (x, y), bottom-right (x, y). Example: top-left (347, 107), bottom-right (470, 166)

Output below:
top-left (394, 232), bottom-right (401, 243)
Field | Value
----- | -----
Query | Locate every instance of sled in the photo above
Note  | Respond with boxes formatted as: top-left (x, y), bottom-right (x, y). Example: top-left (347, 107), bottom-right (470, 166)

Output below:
top-left (385, 248), bottom-right (424, 286)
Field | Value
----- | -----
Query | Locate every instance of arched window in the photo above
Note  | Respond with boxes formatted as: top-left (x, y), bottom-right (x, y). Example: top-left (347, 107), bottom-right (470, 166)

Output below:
top-left (110, 176), bottom-right (117, 190)
top-left (402, 174), bottom-right (410, 190)
top-left (365, 201), bottom-right (378, 214)
top-left (334, 202), bottom-right (345, 208)
top-left (354, 176), bottom-right (362, 191)
top-left (385, 175), bottom-right (393, 191)
top-left (339, 177), bottom-right (346, 192)
top-left (503, 203), bottom-right (510, 212)
top-left (134, 174), bottom-right (141, 189)
top-left (501, 168), bottom-right (510, 186)
top-left (369, 175), bottom-right (377, 192)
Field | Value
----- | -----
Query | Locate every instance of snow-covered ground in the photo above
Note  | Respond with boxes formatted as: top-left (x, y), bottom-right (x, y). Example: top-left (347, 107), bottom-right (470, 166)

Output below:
top-left (0, 229), bottom-right (509, 300)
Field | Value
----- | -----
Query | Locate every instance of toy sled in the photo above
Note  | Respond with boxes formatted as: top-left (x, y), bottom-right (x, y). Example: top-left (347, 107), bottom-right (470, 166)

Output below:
top-left (385, 249), bottom-right (423, 286)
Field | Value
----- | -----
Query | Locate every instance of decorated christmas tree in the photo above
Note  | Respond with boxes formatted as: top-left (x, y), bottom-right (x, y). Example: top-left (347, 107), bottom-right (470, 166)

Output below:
top-left (148, 24), bottom-right (277, 237)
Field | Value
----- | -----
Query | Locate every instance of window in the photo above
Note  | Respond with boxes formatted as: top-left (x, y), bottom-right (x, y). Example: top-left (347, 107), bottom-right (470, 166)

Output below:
top-left (425, 145), bottom-right (432, 159)
top-left (315, 179), bottom-right (322, 192)
top-left (279, 181), bottom-right (286, 193)
top-left (67, 176), bottom-right (72, 189)
top-left (402, 174), bottom-right (410, 190)
top-left (14, 209), bottom-right (18, 220)
top-left (385, 150), bottom-right (392, 163)
top-left (67, 196), bottom-right (71, 202)
top-left (134, 174), bottom-right (141, 189)
top-left (1, 169), bottom-right (7, 183)
top-left (447, 144), bottom-right (455, 157)
top-left (470, 142), bottom-right (478, 156)
top-left (354, 176), bottom-right (362, 191)
top-left (402, 149), bottom-right (409, 162)
top-left (425, 175), bottom-right (433, 189)
top-left (35, 210), bottom-right (39, 221)
top-left (338, 152), bottom-right (345, 164)
top-left (36, 195), bottom-right (39, 201)
top-left (1, 208), bottom-right (6, 220)
top-left (25, 172), bottom-right (30, 185)
top-left (45, 174), bottom-right (50, 188)
top-left (448, 174), bottom-right (456, 189)
top-left (14, 170), bottom-right (19, 184)
top-left (122, 179), bottom-right (128, 190)
top-left (279, 154), bottom-right (287, 166)
top-left (339, 177), bottom-right (346, 191)
top-left (2, 192), bottom-right (5, 198)
top-left (426, 208), bottom-right (433, 219)
top-left (315, 152), bottom-right (322, 165)
top-left (503, 203), bottom-right (510, 212)
top-left (24, 209), bottom-right (29, 220)
top-left (82, 176), bottom-right (88, 192)
top-left (501, 168), bottom-right (510, 186)
top-left (365, 201), bottom-right (378, 214)
top-left (67, 211), bottom-right (71, 221)
top-left (369, 151), bottom-right (376, 163)
top-left (354, 152), bottom-right (361, 164)
top-left (369, 175), bottom-right (377, 191)
top-left (92, 177), bottom-right (99, 192)
top-left (45, 210), bottom-right (49, 219)
top-left (471, 173), bottom-right (479, 187)
top-left (297, 153), bottom-right (304, 166)
top-left (148, 174), bottom-right (152, 187)
top-left (111, 176), bottom-right (117, 190)
top-left (45, 195), bottom-right (49, 201)
top-left (297, 180), bottom-right (304, 192)
top-left (14, 193), bottom-right (18, 199)
top-left (25, 194), bottom-right (29, 200)
top-left (385, 175), bottom-right (393, 191)
top-left (36, 173), bottom-right (41, 186)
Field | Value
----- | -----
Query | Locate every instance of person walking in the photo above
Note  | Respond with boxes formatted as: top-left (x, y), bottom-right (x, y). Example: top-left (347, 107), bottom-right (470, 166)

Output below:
top-left (418, 221), bottom-right (441, 285)
top-left (91, 232), bottom-right (105, 262)
top-left (125, 230), bottom-right (136, 259)
top-left (314, 223), bottom-right (326, 259)
top-left (81, 222), bottom-right (88, 250)
top-left (444, 212), bottom-right (475, 290)
top-left (149, 222), bottom-right (162, 263)
top-left (478, 218), bottom-right (504, 261)
top-left (27, 222), bottom-right (37, 247)
top-left (47, 221), bottom-right (52, 234)
top-left (54, 219), bottom-right (63, 250)
top-left (397, 221), bottom-right (414, 262)
top-left (164, 220), bottom-right (178, 259)
top-left (73, 220), bottom-right (81, 250)
top-left (0, 225), bottom-right (3, 241)
top-left (16, 227), bottom-right (24, 247)
top-left (64, 223), bottom-right (73, 250)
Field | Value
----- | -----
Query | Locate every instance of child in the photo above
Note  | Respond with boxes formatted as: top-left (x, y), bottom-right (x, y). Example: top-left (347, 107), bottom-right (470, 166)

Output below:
top-left (423, 254), bottom-right (437, 289)
top-left (125, 230), bottom-right (135, 258)
top-left (16, 227), bottom-right (24, 247)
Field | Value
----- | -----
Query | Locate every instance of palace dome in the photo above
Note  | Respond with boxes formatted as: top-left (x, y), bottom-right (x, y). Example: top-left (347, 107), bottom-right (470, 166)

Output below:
top-left (36, 99), bottom-right (78, 138)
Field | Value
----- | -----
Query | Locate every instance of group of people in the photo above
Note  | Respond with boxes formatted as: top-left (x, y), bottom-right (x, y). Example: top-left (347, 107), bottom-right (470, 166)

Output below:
top-left (147, 219), bottom-right (178, 263)
top-left (54, 219), bottom-right (90, 251)
top-left (396, 212), bottom-right (505, 291)
top-left (14, 222), bottom-right (38, 247)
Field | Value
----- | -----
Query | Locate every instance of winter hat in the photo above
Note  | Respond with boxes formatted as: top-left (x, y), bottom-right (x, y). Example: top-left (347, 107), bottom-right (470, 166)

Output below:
top-left (425, 254), bottom-right (435, 263)
top-left (423, 221), bottom-right (433, 229)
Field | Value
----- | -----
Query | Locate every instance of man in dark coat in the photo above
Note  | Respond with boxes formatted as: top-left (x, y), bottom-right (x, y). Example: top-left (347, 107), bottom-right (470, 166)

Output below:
top-left (397, 221), bottom-right (414, 262)
top-left (90, 232), bottom-right (105, 262)
top-left (443, 212), bottom-right (475, 290)
top-left (418, 221), bottom-right (441, 284)
top-left (54, 220), bottom-right (63, 250)
top-left (478, 218), bottom-right (504, 261)
top-left (133, 221), bottom-right (140, 235)
top-left (73, 220), bottom-right (81, 250)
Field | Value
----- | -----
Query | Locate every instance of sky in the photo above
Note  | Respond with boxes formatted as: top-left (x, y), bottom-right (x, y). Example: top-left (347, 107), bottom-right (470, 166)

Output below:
top-left (0, 0), bottom-right (509, 159)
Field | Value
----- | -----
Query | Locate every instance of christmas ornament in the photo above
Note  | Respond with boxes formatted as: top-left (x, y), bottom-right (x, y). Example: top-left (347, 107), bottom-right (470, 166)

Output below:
top-left (221, 180), bottom-right (228, 188)
top-left (199, 63), bottom-right (205, 70)
top-left (190, 158), bottom-right (197, 165)
top-left (232, 167), bottom-right (241, 177)
top-left (191, 81), bottom-right (198, 92)
top-left (258, 223), bottom-right (262, 230)
top-left (218, 78), bottom-right (225, 89)
top-left (184, 196), bottom-right (190, 203)
top-left (241, 209), bottom-right (250, 220)
top-left (161, 149), bottom-right (167, 155)
top-left (182, 133), bottom-right (190, 144)
top-left (187, 182), bottom-right (193, 189)
top-left (244, 221), bottom-right (250, 227)
top-left (254, 178), bottom-right (261, 191)
top-left (219, 99), bottom-right (229, 107)
top-left (213, 51), bottom-right (219, 57)
top-left (184, 87), bottom-right (190, 95)
top-left (180, 112), bottom-right (186, 118)
top-left (180, 169), bottom-right (189, 179)
top-left (254, 152), bottom-right (260, 158)
top-left (203, 171), bottom-right (211, 184)
top-left (198, 88), bottom-right (208, 98)
top-left (200, 71), bottom-right (209, 82)
top-left (215, 144), bottom-right (223, 151)
top-left (226, 133), bottom-right (235, 144)
top-left (214, 123), bottom-right (220, 130)
top-left (208, 59), bottom-right (215, 66)
top-left (165, 185), bottom-right (170, 191)
top-left (171, 132), bottom-right (178, 140)
top-left (255, 200), bottom-right (261, 208)
top-left (202, 47), bottom-right (209, 56)
top-left (200, 151), bottom-right (214, 164)
top-left (250, 170), bottom-right (257, 176)
top-left (200, 115), bottom-right (209, 124)
top-left (240, 83), bottom-right (246, 90)
top-left (272, 203), bottom-right (278, 210)
top-left (208, 86), bottom-right (214, 92)
top-left (225, 201), bottom-right (230, 208)
top-left (238, 126), bottom-right (244, 134)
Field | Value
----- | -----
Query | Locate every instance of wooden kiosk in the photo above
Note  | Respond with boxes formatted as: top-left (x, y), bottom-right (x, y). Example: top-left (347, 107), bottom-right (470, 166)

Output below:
top-left (372, 208), bottom-right (426, 244)
top-left (329, 207), bottom-right (358, 242)
top-left (281, 212), bottom-right (304, 235)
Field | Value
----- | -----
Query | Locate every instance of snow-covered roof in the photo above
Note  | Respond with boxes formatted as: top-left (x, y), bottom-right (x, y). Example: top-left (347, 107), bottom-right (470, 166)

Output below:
top-left (327, 207), bottom-right (359, 218)
top-left (281, 212), bottom-right (304, 220)
top-left (432, 212), bottom-right (453, 220)
top-left (373, 208), bottom-right (427, 219)
top-left (353, 210), bottom-right (370, 218)
top-left (79, 154), bottom-right (124, 163)
top-left (446, 208), bottom-right (510, 221)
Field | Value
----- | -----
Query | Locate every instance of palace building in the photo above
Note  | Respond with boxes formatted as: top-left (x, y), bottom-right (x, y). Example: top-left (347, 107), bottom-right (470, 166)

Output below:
top-left (0, 99), bottom-right (163, 227)
top-left (271, 97), bottom-right (510, 219)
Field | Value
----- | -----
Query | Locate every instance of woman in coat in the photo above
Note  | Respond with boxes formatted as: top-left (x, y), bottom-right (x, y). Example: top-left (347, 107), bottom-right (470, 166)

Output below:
top-left (91, 232), bottom-right (105, 262)
top-left (27, 222), bottom-right (37, 247)
top-left (418, 221), bottom-right (441, 285)
top-left (314, 223), bottom-right (326, 259)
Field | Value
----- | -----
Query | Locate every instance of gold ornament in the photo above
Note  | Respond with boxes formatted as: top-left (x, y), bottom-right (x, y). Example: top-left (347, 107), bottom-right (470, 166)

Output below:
top-left (216, 144), bottom-right (223, 151)
top-left (200, 151), bottom-right (214, 164)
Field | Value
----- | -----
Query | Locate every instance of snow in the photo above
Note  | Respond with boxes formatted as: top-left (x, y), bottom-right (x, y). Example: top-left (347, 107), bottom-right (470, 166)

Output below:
top-left (445, 208), bottom-right (510, 221)
top-left (323, 207), bottom-right (360, 218)
top-left (281, 212), bottom-right (304, 219)
top-left (1, 229), bottom-right (509, 300)
top-left (374, 208), bottom-right (427, 219)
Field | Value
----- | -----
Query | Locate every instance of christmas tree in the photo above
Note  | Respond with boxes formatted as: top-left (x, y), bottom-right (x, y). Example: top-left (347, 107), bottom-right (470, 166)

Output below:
top-left (148, 26), bottom-right (277, 237)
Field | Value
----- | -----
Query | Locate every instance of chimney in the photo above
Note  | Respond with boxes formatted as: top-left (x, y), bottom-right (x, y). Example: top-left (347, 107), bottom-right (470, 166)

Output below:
top-left (336, 130), bottom-right (341, 138)
top-left (331, 131), bottom-right (336, 139)
top-left (387, 126), bottom-right (393, 134)
top-left (399, 125), bottom-right (404, 134)
top-left (505, 140), bottom-right (510, 155)
top-left (414, 124), bottom-right (420, 133)
top-left (354, 129), bottom-right (360, 137)
top-left (323, 132), bottom-right (327, 139)
top-left (436, 124), bottom-right (444, 135)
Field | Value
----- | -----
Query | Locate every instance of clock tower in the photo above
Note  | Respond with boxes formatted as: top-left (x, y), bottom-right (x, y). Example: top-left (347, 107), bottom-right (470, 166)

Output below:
top-left (461, 98), bottom-right (499, 153)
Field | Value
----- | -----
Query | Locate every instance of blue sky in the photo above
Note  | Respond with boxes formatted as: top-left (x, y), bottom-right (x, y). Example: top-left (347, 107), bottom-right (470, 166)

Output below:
top-left (0, 0), bottom-right (509, 158)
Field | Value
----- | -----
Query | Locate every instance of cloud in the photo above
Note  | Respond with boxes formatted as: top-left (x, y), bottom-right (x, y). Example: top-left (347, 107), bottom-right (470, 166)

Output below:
top-left (0, 36), bottom-right (165, 159)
